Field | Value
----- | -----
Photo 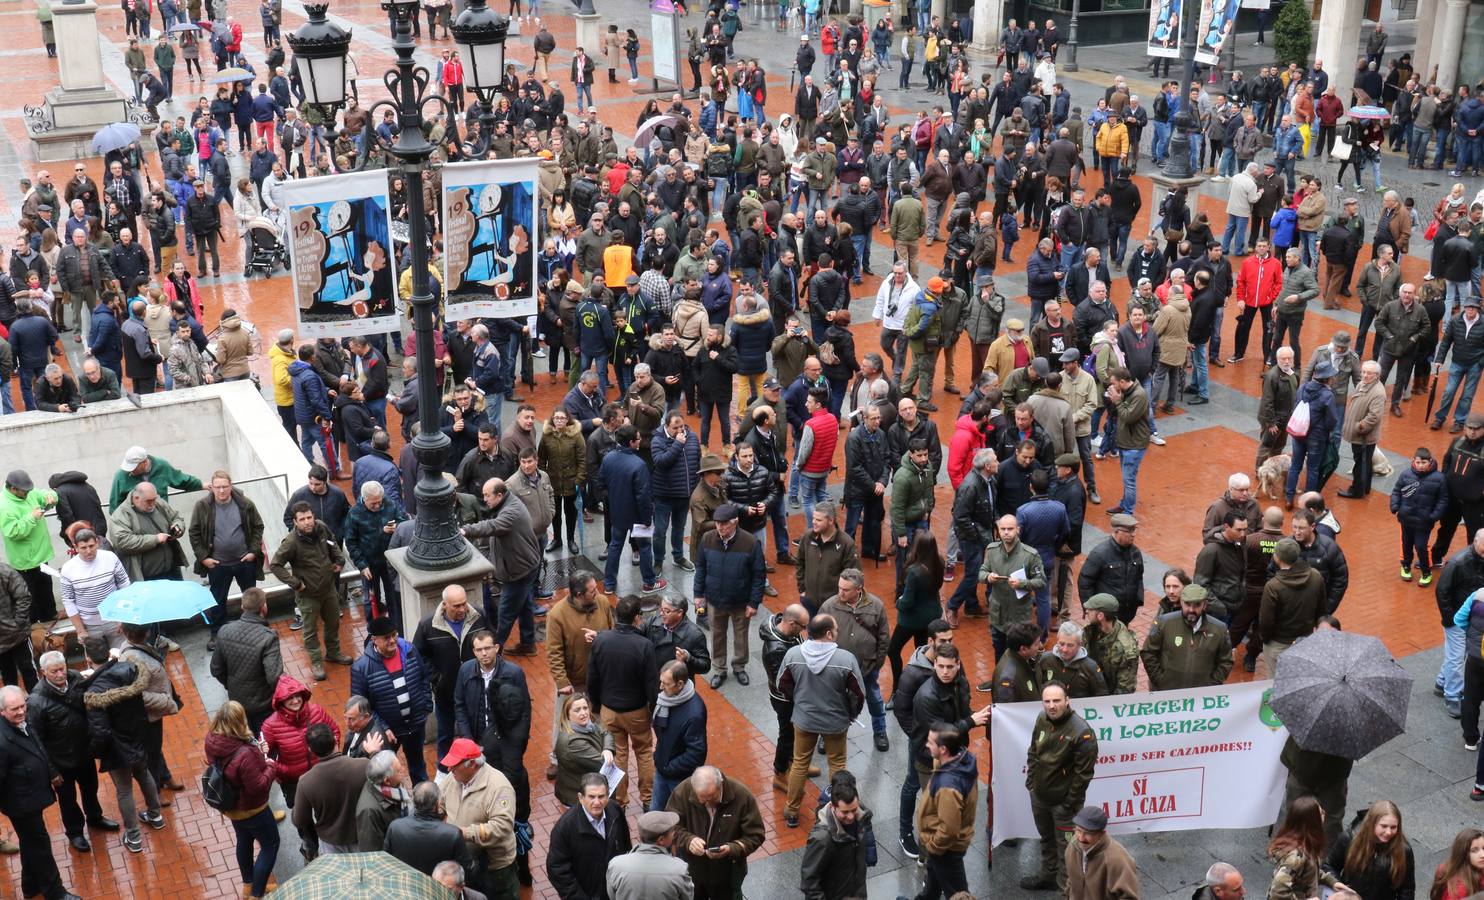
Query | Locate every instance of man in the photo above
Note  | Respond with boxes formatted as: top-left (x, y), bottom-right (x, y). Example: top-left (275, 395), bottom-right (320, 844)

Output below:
top-left (587, 595), bottom-right (659, 809)
top-left (1064, 805), bottom-right (1141, 899)
top-left (948, 449), bottom-right (998, 621)
top-left (796, 500), bottom-right (861, 613)
top-left (1431, 297), bottom-right (1484, 432)
top-left (1036, 621), bottom-right (1108, 698)
top-left (413, 584), bottom-right (485, 765)
top-left (693, 502), bottom-right (766, 687)
top-left (819, 569), bottom-right (890, 752)
top-left (292, 723), bottom-right (369, 854)
top-left (1021, 681), bottom-right (1098, 892)
top-left (1438, 532), bottom-right (1484, 720)
top-left (1078, 514), bottom-right (1145, 626)
top-left (1230, 239), bottom-right (1283, 364)
top-left (109, 444), bottom-right (201, 511)
top-left (1141, 583), bottom-right (1234, 690)
top-left (911, 722), bottom-right (978, 899)
top-left (350, 617), bottom-right (432, 784)
top-left (0, 470), bottom-right (58, 624)
top-left (438, 738), bottom-right (518, 896)
top-left (542, 570), bottom-right (613, 779)
top-left (799, 772), bottom-right (869, 900)
top-left (184, 179), bottom-right (221, 277)
top-left (455, 426), bottom-right (515, 497)
top-left (121, 618), bottom-right (185, 799)
top-left (1434, 415), bottom-right (1484, 563)
top-left (645, 595), bottom-right (710, 681)
top-left (384, 781), bottom-right (474, 877)
top-left (1260, 538), bottom-right (1326, 674)
top-left (80, 635), bottom-right (158, 855)
top-left (1257, 347), bottom-right (1299, 468)
top-left (900, 277), bottom-right (946, 409)
top-left (1194, 862), bottom-right (1246, 900)
top-left (188, 470), bottom-right (264, 649)
top-left (606, 809), bottom-right (693, 900)
top-left (779, 614), bottom-right (865, 827)
top-left (1194, 511), bottom-right (1249, 621)
top-left (891, 440), bottom-right (937, 594)
top-left (547, 772), bottom-right (633, 900)
top-left (667, 766), bottom-right (766, 900)
top-left (1292, 509), bottom-right (1349, 613)
top-left (651, 413), bottom-right (701, 571)
top-left (30, 649), bottom-right (121, 853)
top-left (1374, 281), bottom-right (1431, 417)
top-left (463, 478), bottom-right (542, 655)
top-left (354, 750), bottom-right (407, 853)
top-left (79, 358), bottom-right (122, 403)
top-left (57, 229), bottom-right (111, 344)
top-left (119, 299), bottom-right (163, 394)
top-left (109, 481), bottom-right (188, 592)
top-left (981, 514), bottom-right (1048, 655)
top-left (451, 628), bottom-right (531, 847)
top-left (598, 425), bottom-right (666, 594)
top-left (271, 502), bottom-right (349, 681)
top-left (650, 658), bottom-right (707, 813)
top-left (1104, 367), bottom-right (1152, 515)
top-left (209, 587), bottom-right (283, 733)
top-left (759, 604), bottom-right (815, 793)
top-left (0, 685), bottom-right (82, 900)
top-left (1082, 594), bottom-right (1138, 694)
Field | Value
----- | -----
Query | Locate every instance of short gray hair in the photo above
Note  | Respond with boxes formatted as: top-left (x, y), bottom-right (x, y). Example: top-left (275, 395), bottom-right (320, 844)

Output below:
top-left (44, 363), bottom-right (62, 376)
top-left (1057, 621), bottom-right (1083, 642)
top-left (692, 765), bottom-right (724, 791)
top-left (838, 567), bottom-right (864, 589)
top-left (366, 750), bottom-right (397, 784)
top-left (1228, 473), bottom-right (1251, 491)
top-left (360, 480), bottom-right (384, 500)
top-left (345, 695), bottom-right (371, 716)
top-left (412, 781), bottom-right (441, 815)
top-left (633, 362), bottom-right (651, 377)
top-left (38, 650), bottom-right (65, 669)
top-left (432, 861), bottom-right (465, 886)
top-left (973, 448), bottom-right (997, 470)
top-left (1205, 862), bottom-right (1240, 887)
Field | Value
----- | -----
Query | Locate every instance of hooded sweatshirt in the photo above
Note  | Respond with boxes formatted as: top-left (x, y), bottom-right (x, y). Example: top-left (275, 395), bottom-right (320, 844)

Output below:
top-left (258, 674), bottom-right (339, 782)
top-left (779, 639), bottom-right (866, 735)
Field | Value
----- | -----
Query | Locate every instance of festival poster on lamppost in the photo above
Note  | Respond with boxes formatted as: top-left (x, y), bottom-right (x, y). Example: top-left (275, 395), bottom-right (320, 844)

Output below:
top-left (441, 158), bottom-right (537, 322)
top-left (1148, 0), bottom-right (1219, 59)
top-left (1195, 0), bottom-right (1240, 64)
top-left (283, 170), bottom-right (400, 339)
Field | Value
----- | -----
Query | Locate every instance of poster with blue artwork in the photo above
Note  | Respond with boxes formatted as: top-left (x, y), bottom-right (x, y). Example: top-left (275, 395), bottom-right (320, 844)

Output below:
top-left (442, 158), bottom-right (538, 321)
top-left (282, 170), bottom-right (400, 339)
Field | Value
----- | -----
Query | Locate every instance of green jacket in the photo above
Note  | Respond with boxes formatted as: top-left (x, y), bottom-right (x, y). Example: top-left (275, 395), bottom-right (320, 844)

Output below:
top-left (978, 539), bottom-right (1046, 629)
top-left (109, 498), bottom-right (188, 582)
top-left (903, 295), bottom-right (942, 351)
top-left (270, 521), bottom-right (345, 600)
top-left (1025, 709), bottom-right (1097, 804)
top-left (1139, 610), bottom-right (1234, 691)
top-left (889, 456), bottom-right (935, 538)
top-left (991, 649), bottom-right (1040, 704)
top-left (1085, 621), bottom-right (1140, 694)
top-left (1114, 381), bottom-right (1150, 450)
top-left (109, 456), bottom-right (202, 511)
top-left (187, 490), bottom-right (266, 579)
top-left (154, 43), bottom-right (176, 70)
top-left (124, 47), bottom-right (147, 75)
top-left (1035, 650), bottom-right (1108, 699)
top-left (0, 487), bottom-right (57, 570)
top-left (890, 196), bottom-right (926, 242)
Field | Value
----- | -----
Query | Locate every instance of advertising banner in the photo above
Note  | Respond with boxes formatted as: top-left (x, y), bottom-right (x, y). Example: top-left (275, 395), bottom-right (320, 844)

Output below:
top-left (283, 170), bottom-right (400, 339)
top-left (990, 682), bottom-right (1288, 844)
top-left (441, 158), bottom-right (538, 322)
top-left (651, 3), bottom-right (680, 84)
top-left (1146, 0), bottom-right (1185, 58)
top-left (1196, 0), bottom-right (1240, 64)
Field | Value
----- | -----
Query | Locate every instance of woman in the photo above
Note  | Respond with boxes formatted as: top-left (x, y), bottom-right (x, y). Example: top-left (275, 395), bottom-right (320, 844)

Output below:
top-left (162, 259), bottom-right (202, 322)
top-left (180, 27), bottom-right (202, 81)
top-left (1157, 187), bottom-right (1191, 264)
top-left (259, 675), bottom-right (338, 820)
top-left (1268, 796), bottom-right (1349, 900)
top-left (624, 29), bottom-right (641, 83)
top-left (204, 701), bottom-right (280, 900)
top-left (1431, 828), bottom-right (1484, 900)
top-left (776, 114), bottom-right (800, 161)
top-left (889, 530), bottom-right (943, 684)
top-left (1157, 567), bottom-right (1192, 615)
top-left (604, 24), bottom-right (622, 83)
top-left (538, 407), bottom-right (587, 554)
top-left (547, 189), bottom-right (576, 238)
top-left (820, 309), bottom-right (857, 417)
top-left (1327, 800), bottom-right (1415, 900)
top-left (37, 229), bottom-right (62, 326)
top-left (699, 254), bottom-right (732, 327)
top-left (551, 693), bottom-right (614, 807)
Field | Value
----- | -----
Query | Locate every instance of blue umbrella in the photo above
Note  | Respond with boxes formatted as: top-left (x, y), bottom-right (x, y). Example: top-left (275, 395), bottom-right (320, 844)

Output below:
top-left (99, 580), bottom-right (216, 625)
top-left (91, 122), bottom-right (141, 156)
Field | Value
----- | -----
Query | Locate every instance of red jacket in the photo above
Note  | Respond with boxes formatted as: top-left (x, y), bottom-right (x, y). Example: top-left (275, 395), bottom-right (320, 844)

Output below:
top-left (801, 408), bottom-right (839, 476)
top-left (228, 21), bottom-right (243, 52)
top-left (1236, 253), bottom-right (1283, 307)
top-left (163, 277), bottom-right (202, 321)
top-left (259, 675), bottom-right (339, 783)
top-left (947, 414), bottom-right (985, 489)
top-left (204, 732), bottom-right (276, 816)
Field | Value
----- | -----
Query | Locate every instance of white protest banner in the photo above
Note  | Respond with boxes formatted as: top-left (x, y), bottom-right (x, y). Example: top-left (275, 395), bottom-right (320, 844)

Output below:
top-left (991, 681), bottom-right (1288, 844)
top-left (282, 170), bottom-right (400, 339)
top-left (442, 158), bottom-right (538, 322)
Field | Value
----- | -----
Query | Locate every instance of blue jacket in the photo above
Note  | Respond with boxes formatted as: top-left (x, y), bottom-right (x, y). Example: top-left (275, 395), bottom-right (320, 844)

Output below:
top-left (699, 271), bottom-right (733, 325)
top-left (729, 308), bottom-right (775, 376)
top-left (699, 101), bottom-right (718, 139)
top-left (1025, 249), bottom-right (1061, 301)
top-left (289, 359), bottom-right (331, 426)
top-left (343, 497), bottom-right (408, 570)
top-left (11, 314), bottom-right (58, 370)
top-left (1391, 460), bottom-right (1450, 527)
top-left (469, 339), bottom-right (502, 396)
top-left (1015, 495), bottom-right (1071, 574)
top-left (562, 384), bottom-right (605, 437)
top-left (349, 637), bottom-right (431, 734)
top-left (250, 92), bottom-right (281, 124)
top-left (1294, 380), bottom-right (1335, 442)
top-left (88, 304), bottom-right (123, 375)
top-left (693, 527), bottom-right (766, 609)
top-left (576, 298), bottom-right (615, 357)
top-left (1274, 125), bottom-right (1305, 160)
top-left (650, 428), bottom-right (701, 500)
top-left (1456, 97), bottom-right (1484, 133)
top-left (350, 449), bottom-right (403, 511)
top-left (1455, 590), bottom-right (1484, 661)
top-left (782, 373), bottom-right (824, 435)
top-left (232, 89), bottom-right (255, 127)
top-left (652, 692), bottom-right (708, 779)
top-left (598, 446), bottom-right (652, 527)
top-left (1269, 207), bottom-right (1298, 248)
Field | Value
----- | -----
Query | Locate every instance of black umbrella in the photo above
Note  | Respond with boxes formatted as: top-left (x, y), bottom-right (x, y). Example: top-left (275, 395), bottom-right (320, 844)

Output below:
top-left (1270, 630), bottom-right (1411, 760)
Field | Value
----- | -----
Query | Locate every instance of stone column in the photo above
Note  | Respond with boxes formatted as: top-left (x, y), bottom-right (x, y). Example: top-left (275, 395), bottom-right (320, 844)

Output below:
top-left (31, 1), bottom-right (134, 160)
top-left (1429, 6), bottom-right (1454, 86)
top-left (1434, 0), bottom-right (1470, 90)
top-left (931, 0), bottom-right (946, 28)
top-left (385, 544), bottom-right (494, 641)
top-left (574, 13), bottom-right (603, 62)
top-left (1313, 0), bottom-right (1364, 104)
top-left (973, 0), bottom-right (1003, 52)
top-left (1413, 0), bottom-right (1438, 79)
top-left (53, 2), bottom-right (107, 93)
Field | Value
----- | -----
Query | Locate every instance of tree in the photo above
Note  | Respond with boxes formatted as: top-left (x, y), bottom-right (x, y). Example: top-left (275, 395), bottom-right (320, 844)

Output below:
top-left (1273, 0), bottom-right (1314, 70)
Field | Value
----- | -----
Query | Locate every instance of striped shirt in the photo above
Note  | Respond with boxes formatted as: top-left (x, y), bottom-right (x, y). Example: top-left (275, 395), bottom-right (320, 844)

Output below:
top-left (60, 550), bottom-right (131, 627)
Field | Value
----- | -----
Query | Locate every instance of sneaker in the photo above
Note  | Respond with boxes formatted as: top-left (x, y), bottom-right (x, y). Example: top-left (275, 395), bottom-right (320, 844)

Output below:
top-left (290, 610), bottom-right (305, 631)
top-left (1399, 565), bottom-right (1413, 582)
top-left (1420, 570), bottom-right (1435, 587)
top-left (531, 348), bottom-right (547, 358)
top-left (123, 831), bottom-right (143, 853)
top-left (674, 557), bottom-right (695, 572)
top-left (642, 578), bottom-right (669, 593)
top-left (1472, 787), bottom-right (1484, 801)
top-left (1467, 740), bottom-right (1479, 751)
top-left (138, 810), bottom-right (166, 830)
top-left (900, 835), bottom-right (921, 859)
top-left (1150, 434), bottom-right (1167, 446)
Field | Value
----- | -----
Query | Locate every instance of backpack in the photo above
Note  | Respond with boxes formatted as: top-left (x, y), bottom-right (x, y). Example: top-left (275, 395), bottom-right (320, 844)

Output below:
top-left (201, 744), bottom-right (249, 812)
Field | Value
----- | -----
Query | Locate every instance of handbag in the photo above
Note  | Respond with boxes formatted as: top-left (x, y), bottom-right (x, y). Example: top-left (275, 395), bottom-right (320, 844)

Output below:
top-left (1164, 227), bottom-right (1184, 243)
top-left (1286, 399), bottom-right (1311, 438)
top-left (1330, 137), bottom-right (1352, 162)
top-left (1424, 219), bottom-right (1439, 242)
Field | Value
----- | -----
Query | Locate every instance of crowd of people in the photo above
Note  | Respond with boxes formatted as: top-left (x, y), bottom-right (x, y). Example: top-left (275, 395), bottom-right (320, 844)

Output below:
top-left (4, 0), bottom-right (1484, 899)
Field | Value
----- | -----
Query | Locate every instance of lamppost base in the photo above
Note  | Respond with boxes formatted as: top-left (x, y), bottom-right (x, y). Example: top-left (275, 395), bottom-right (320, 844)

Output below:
top-left (386, 543), bottom-right (493, 640)
top-left (1147, 169), bottom-right (1207, 193)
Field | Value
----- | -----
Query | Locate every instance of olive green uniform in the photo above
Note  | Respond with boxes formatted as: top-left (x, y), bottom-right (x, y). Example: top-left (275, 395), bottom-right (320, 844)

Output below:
top-left (991, 650), bottom-right (1041, 704)
top-left (1140, 611), bottom-right (1235, 691)
top-left (1035, 650), bottom-right (1108, 699)
top-left (1026, 710), bottom-right (1098, 890)
top-left (979, 540), bottom-right (1047, 631)
top-left (1085, 620), bottom-right (1140, 694)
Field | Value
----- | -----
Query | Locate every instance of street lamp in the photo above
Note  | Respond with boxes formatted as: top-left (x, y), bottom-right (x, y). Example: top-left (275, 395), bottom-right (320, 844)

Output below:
top-left (290, 0), bottom-right (509, 571)
top-left (451, 0), bottom-right (510, 157)
top-left (1160, 0), bottom-right (1201, 181)
top-left (1063, 0), bottom-right (1082, 72)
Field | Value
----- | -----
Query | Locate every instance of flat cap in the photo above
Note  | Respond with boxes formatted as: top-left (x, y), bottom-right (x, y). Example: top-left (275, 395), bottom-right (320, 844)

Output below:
top-left (1059, 348), bottom-right (1081, 363)
top-left (1054, 452), bottom-right (1080, 467)
top-left (637, 810), bottom-right (681, 840)
top-left (1072, 805), bottom-right (1108, 831)
top-left (713, 502), bottom-right (740, 522)
top-left (1110, 513), bottom-right (1139, 529)
top-left (1084, 593), bottom-right (1119, 614)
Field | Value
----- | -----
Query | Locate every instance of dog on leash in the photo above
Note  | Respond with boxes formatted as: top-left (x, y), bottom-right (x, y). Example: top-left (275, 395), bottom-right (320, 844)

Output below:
top-left (1256, 453), bottom-right (1292, 499)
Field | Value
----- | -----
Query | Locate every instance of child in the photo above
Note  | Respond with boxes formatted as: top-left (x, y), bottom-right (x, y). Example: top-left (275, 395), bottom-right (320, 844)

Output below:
top-left (1000, 198), bottom-right (1020, 262)
top-left (1390, 447), bottom-right (1450, 585)
top-left (612, 308), bottom-right (640, 396)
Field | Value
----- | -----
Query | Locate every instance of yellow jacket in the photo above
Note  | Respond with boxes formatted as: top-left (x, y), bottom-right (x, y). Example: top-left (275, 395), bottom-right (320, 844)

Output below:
top-left (1095, 121), bottom-right (1130, 160)
top-left (268, 343), bottom-right (295, 406)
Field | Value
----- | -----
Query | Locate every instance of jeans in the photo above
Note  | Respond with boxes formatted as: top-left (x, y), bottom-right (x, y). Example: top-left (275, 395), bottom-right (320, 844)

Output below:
top-left (206, 560), bottom-right (258, 635)
top-left (1110, 222), bottom-right (1132, 266)
top-left (492, 565), bottom-right (540, 647)
top-left (863, 666), bottom-right (887, 736)
top-left (921, 849), bottom-right (969, 899)
top-left (1152, 121), bottom-right (1170, 163)
top-left (299, 421), bottom-right (328, 464)
top-left (604, 529), bottom-right (656, 590)
top-left (1188, 133), bottom-right (1204, 171)
top-left (899, 754), bottom-right (921, 841)
top-left (651, 495), bottom-right (690, 562)
top-left (17, 364), bottom-right (40, 411)
top-left (580, 350), bottom-right (611, 395)
top-left (1444, 280), bottom-right (1470, 333)
top-left (1117, 446), bottom-right (1145, 513)
top-left (1284, 434), bottom-right (1326, 498)
top-left (1190, 344), bottom-right (1210, 400)
top-left (1058, 243), bottom-right (1083, 276)
top-left (1434, 362), bottom-right (1484, 426)
top-left (853, 232), bottom-right (870, 275)
top-left (1439, 624), bottom-right (1466, 703)
top-left (899, 59), bottom-right (914, 89)
top-left (1409, 126), bottom-right (1433, 166)
top-left (396, 729), bottom-right (429, 784)
top-left (574, 81), bottom-right (593, 109)
top-left (845, 493), bottom-right (884, 563)
top-left (947, 537), bottom-right (985, 611)
top-left (799, 471), bottom-right (830, 524)
top-left (1298, 230), bottom-right (1318, 269)
top-left (232, 806), bottom-right (281, 898)
top-left (650, 771), bottom-right (679, 813)
top-left (1221, 215), bottom-right (1248, 255)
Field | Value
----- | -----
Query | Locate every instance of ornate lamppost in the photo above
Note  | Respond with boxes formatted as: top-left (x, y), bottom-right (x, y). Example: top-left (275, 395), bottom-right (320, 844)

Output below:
top-left (451, 0), bottom-right (511, 157)
top-left (289, 0), bottom-right (509, 571)
top-left (1159, 0), bottom-right (1202, 182)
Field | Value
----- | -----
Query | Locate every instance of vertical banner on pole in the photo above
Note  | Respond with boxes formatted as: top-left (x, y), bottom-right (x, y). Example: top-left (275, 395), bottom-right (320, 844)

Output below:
top-left (651, 1), bottom-right (681, 86)
top-left (283, 170), bottom-right (400, 339)
top-left (1147, 0), bottom-right (1183, 57)
top-left (441, 158), bottom-right (538, 322)
top-left (1195, 0), bottom-right (1236, 64)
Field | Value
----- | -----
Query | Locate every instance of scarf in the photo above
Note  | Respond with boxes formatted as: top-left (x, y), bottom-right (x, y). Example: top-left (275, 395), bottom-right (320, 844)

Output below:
top-left (653, 680), bottom-right (696, 722)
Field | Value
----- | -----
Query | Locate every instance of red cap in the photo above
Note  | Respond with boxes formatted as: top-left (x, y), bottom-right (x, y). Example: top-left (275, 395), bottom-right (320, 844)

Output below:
top-left (439, 737), bottom-right (482, 768)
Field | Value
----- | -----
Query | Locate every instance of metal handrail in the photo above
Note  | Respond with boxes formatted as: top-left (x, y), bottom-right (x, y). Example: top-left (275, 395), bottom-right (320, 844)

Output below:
top-left (40, 471), bottom-right (293, 518)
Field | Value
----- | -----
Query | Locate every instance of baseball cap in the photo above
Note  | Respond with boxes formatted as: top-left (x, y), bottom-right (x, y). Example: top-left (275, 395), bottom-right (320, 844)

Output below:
top-left (120, 446), bottom-right (149, 471)
top-left (762, 377), bottom-right (781, 390)
top-left (440, 737), bottom-right (482, 768)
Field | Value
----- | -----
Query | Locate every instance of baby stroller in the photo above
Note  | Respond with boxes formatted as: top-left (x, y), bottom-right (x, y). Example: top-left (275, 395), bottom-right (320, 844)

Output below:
top-left (246, 215), bottom-right (288, 278)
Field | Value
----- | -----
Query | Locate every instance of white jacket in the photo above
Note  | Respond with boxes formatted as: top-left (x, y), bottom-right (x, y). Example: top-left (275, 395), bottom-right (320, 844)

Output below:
top-left (872, 273), bottom-right (920, 332)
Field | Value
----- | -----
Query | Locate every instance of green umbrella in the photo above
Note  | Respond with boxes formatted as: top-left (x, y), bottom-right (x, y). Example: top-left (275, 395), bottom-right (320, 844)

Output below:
top-left (268, 852), bottom-right (456, 900)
